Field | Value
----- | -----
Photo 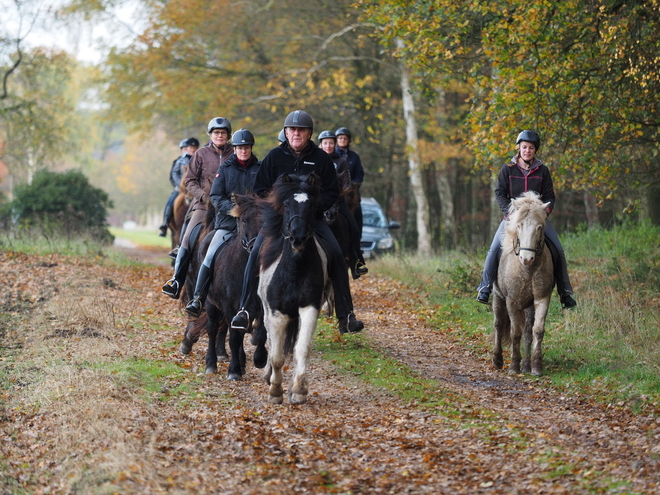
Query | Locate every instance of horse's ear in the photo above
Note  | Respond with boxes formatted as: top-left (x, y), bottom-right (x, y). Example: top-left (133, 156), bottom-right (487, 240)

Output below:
top-left (306, 172), bottom-right (318, 186)
top-left (281, 174), bottom-right (293, 184)
top-left (508, 198), bottom-right (518, 216)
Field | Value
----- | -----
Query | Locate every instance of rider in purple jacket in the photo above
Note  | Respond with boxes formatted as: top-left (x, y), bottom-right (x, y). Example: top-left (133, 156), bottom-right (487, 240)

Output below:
top-left (476, 130), bottom-right (577, 309)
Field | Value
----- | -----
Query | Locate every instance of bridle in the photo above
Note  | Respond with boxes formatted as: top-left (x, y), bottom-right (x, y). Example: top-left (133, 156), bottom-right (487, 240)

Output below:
top-left (513, 234), bottom-right (544, 257)
top-left (283, 213), bottom-right (313, 243)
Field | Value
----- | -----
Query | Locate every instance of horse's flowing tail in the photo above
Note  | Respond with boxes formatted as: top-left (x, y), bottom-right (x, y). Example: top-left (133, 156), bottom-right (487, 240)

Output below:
top-left (284, 319), bottom-right (299, 356)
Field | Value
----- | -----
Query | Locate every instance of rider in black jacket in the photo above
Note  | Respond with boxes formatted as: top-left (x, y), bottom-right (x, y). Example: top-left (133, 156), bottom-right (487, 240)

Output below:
top-left (184, 129), bottom-right (261, 317)
top-left (230, 110), bottom-right (364, 335)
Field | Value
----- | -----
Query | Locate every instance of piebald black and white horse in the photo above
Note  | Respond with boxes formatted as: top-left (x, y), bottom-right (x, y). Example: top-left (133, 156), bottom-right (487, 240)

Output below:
top-left (257, 173), bottom-right (332, 404)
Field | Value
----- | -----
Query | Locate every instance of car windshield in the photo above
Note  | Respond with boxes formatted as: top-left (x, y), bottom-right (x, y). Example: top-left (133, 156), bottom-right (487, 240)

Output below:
top-left (362, 206), bottom-right (388, 228)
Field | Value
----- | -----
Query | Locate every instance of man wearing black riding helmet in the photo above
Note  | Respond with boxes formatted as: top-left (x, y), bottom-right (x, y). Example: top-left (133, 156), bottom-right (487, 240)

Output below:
top-left (162, 117), bottom-right (233, 299)
top-left (158, 137), bottom-right (199, 237)
top-left (230, 111), bottom-right (365, 335)
top-left (476, 130), bottom-right (576, 309)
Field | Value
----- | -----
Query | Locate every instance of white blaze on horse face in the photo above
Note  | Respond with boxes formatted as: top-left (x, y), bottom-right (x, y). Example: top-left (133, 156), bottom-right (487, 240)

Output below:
top-left (517, 219), bottom-right (538, 266)
top-left (294, 193), bottom-right (309, 203)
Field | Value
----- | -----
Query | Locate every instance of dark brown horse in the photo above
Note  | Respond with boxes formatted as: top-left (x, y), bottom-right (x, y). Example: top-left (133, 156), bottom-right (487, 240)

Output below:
top-left (203, 193), bottom-right (267, 379)
top-left (491, 192), bottom-right (554, 376)
top-left (168, 173), bottom-right (192, 252)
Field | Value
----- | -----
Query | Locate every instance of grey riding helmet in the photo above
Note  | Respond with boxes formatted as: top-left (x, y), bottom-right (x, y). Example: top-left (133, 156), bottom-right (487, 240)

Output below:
top-left (278, 129), bottom-right (286, 143)
top-left (179, 139), bottom-right (188, 148)
top-left (516, 130), bottom-right (541, 150)
top-left (317, 130), bottom-right (336, 142)
top-left (335, 127), bottom-right (351, 139)
top-left (231, 129), bottom-right (255, 146)
top-left (284, 110), bottom-right (313, 131)
top-left (207, 117), bottom-right (232, 135)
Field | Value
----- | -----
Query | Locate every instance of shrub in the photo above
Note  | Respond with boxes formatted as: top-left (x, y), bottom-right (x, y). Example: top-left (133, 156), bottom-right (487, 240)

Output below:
top-left (11, 169), bottom-right (114, 243)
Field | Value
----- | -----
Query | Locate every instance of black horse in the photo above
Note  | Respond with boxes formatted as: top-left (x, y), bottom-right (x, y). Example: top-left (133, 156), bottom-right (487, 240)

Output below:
top-left (257, 173), bottom-right (332, 404)
top-left (203, 193), bottom-right (267, 379)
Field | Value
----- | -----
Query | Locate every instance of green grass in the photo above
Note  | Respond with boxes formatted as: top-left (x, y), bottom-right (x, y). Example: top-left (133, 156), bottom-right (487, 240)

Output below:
top-left (370, 222), bottom-right (660, 415)
top-left (109, 227), bottom-right (172, 248)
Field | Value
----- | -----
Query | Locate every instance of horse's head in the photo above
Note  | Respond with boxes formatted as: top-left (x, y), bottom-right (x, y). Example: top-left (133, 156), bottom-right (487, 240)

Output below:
top-left (507, 192), bottom-right (550, 266)
top-left (230, 193), bottom-right (262, 253)
top-left (274, 173), bottom-right (321, 252)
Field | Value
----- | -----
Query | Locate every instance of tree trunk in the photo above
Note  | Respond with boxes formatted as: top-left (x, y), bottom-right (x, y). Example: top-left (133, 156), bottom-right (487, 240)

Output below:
top-left (436, 171), bottom-right (456, 250)
top-left (397, 38), bottom-right (431, 257)
top-left (583, 190), bottom-right (599, 228)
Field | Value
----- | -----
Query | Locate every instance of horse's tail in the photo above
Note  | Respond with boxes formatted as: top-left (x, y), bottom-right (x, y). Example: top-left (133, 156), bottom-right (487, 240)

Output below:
top-left (283, 319), bottom-right (299, 356)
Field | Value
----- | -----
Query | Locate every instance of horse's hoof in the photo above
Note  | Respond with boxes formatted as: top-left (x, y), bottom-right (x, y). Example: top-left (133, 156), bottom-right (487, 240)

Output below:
top-left (507, 368), bottom-right (520, 376)
top-left (253, 349), bottom-right (268, 369)
top-left (179, 342), bottom-right (192, 355)
top-left (492, 356), bottom-right (503, 369)
top-left (205, 366), bottom-right (217, 375)
top-left (269, 395), bottom-right (283, 405)
top-left (226, 372), bottom-right (242, 381)
top-left (531, 369), bottom-right (543, 376)
top-left (522, 365), bottom-right (531, 374)
top-left (289, 393), bottom-right (307, 404)
top-left (217, 353), bottom-right (229, 362)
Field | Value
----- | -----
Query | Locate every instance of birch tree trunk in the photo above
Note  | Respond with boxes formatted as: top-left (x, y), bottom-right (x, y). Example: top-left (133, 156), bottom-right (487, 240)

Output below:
top-left (397, 38), bottom-right (431, 257)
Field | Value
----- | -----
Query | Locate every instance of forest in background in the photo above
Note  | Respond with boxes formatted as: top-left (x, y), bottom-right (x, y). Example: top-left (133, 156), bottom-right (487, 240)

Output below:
top-left (1, 0), bottom-right (659, 253)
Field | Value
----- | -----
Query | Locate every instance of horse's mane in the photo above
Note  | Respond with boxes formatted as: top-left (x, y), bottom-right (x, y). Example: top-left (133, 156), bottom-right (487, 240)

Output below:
top-left (260, 175), bottom-right (321, 239)
top-left (504, 191), bottom-right (547, 242)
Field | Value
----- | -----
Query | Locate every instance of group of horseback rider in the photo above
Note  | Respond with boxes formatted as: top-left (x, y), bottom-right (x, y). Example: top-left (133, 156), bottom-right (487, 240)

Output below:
top-left (159, 111), bottom-right (367, 335)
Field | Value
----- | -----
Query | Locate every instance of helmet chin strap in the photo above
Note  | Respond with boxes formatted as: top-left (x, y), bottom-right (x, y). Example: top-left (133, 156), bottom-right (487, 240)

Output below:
top-left (519, 153), bottom-right (534, 166)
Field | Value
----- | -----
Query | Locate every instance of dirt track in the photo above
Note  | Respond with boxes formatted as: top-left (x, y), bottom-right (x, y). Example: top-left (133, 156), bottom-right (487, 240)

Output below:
top-left (0, 247), bottom-right (658, 493)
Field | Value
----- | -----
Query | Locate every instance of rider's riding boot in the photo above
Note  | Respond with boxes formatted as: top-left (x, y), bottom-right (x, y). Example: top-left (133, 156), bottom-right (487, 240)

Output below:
top-left (231, 308), bottom-right (251, 333)
top-left (162, 247), bottom-right (190, 299)
top-left (476, 287), bottom-right (491, 305)
top-left (560, 293), bottom-right (577, 309)
top-left (158, 224), bottom-right (168, 237)
top-left (168, 247), bottom-right (179, 260)
top-left (353, 260), bottom-right (368, 279)
top-left (546, 239), bottom-right (577, 310)
top-left (185, 263), bottom-right (212, 318)
top-left (338, 313), bottom-right (364, 334)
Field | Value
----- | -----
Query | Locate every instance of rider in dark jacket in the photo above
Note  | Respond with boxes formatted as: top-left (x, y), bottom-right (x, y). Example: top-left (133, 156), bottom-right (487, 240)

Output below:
top-left (184, 129), bottom-right (260, 317)
top-left (230, 111), bottom-right (365, 335)
top-left (319, 129), bottom-right (368, 280)
top-left (476, 130), bottom-right (576, 309)
top-left (158, 138), bottom-right (199, 237)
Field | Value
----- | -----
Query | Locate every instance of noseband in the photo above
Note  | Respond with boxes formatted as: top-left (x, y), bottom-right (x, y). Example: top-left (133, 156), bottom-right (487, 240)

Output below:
top-left (283, 214), bottom-right (313, 243)
top-left (513, 234), bottom-right (544, 257)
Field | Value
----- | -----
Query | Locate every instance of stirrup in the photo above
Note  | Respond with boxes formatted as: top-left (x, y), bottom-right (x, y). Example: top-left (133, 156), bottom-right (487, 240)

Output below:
top-left (185, 298), bottom-right (204, 318)
top-left (354, 261), bottom-right (368, 278)
top-left (162, 279), bottom-right (181, 299)
top-left (168, 248), bottom-right (179, 260)
top-left (560, 293), bottom-right (577, 309)
top-left (476, 290), bottom-right (490, 305)
top-left (231, 309), bottom-right (251, 332)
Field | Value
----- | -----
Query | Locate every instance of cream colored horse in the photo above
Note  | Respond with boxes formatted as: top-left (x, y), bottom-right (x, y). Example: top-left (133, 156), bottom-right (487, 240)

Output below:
top-left (492, 192), bottom-right (554, 376)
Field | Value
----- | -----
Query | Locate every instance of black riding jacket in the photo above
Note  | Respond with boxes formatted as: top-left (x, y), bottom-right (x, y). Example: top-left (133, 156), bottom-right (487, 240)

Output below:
top-left (209, 154), bottom-right (260, 230)
top-left (254, 141), bottom-right (339, 216)
top-left (495, 156), bottom-right (555, 217)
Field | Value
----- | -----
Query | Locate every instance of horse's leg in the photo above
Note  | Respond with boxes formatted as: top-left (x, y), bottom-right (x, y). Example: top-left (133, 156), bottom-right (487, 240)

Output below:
top-left (252, 320), bottom-right (268, 369)
top-left (227, 325), bottom-right (245, 381)
top-left (492, 294), bottom-right (507, 369)
top-left (205, 306), bottom-right (220, 375)
top-left (180, 315), bottom-right (204, 355)
top-left (216, 322), bottom-right (228, 361)
top-left (521, 307), bottom-right (535, 373)
top-left (531, 298), bottom-right (550, 376)
top-left (507, 306), bottom-right (525, 375)
top-left (264, 312), bottom-right (286, 404)
top-left (289, 307), bottom-right (318, 404)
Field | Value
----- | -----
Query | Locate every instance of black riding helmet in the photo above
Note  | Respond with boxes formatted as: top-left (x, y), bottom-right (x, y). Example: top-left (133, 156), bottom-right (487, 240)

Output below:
top-left (232, 128), bottom-right (255, 146)
top-left (185, 137), bottom-right (200, 147)
top-left (318, 130), bottom-right (336, 142)
top-left (516, 130), bottom-right (541, 150)
top-left (207, 117), bottom-right (232, 135)
top-left (284, 110), bottom-right (313, 131)
top-left (335, 127), bottom-right (351, 139)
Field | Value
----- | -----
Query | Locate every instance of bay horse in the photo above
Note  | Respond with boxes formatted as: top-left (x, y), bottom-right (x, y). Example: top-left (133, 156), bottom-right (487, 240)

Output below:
top-left (491, 191), bottom-right (554, 376)
top-left (258, 173), bottom-right (332, 404)
top-left (203, 193), bottom-right (268, 379)
top-left (168, 174), bottom-right (192, 253)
